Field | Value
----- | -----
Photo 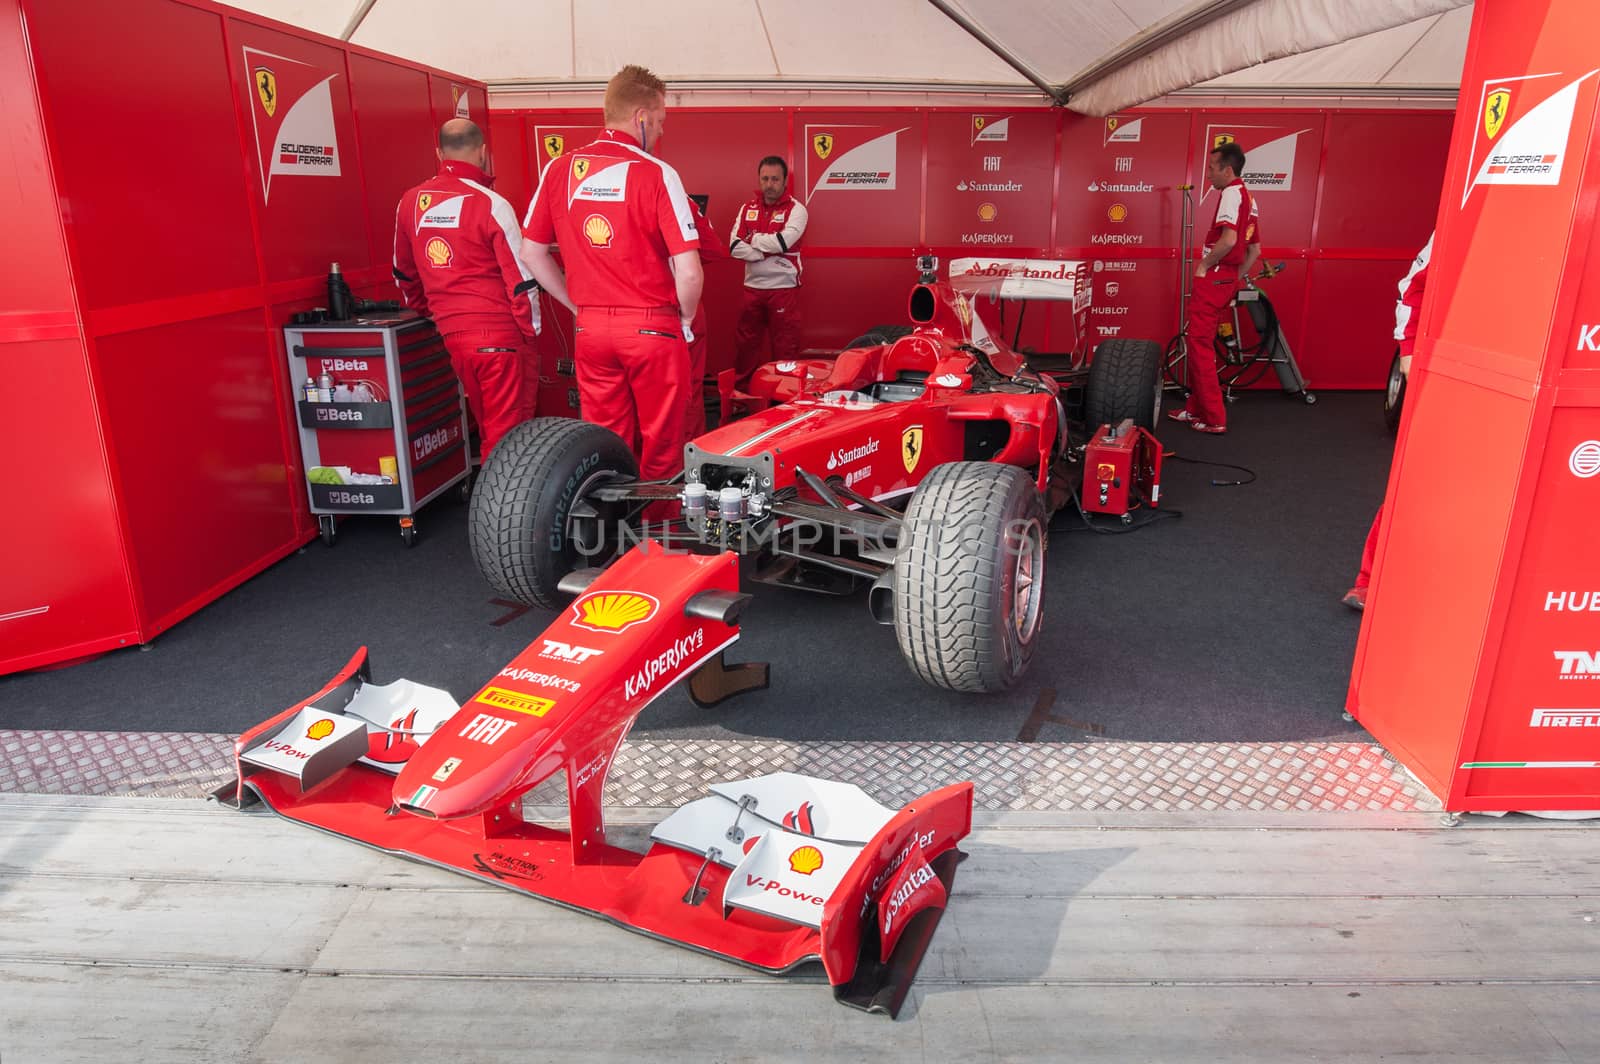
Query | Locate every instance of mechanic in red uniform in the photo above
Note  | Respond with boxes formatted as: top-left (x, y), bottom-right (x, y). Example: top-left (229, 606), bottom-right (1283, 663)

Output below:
top-left (1344, 232), bottom-right (1433, 611)
top-left (393, 119), bottom-right (539, 459)
top-left (730, 156), bottom-right (808, 382)
top-left (683, 196), bottom-right (729, 439)
top-left (1169, 142), bottom-right (1254, 434)
top-left (519, 65), bottom-right (702, 482)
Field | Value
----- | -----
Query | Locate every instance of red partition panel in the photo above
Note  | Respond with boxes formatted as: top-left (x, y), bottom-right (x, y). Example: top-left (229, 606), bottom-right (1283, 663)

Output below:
top-left (794, 110), bottom-right (922, 246)
top-left (1348, 0), bottom-right (1600, 810)
top-left (26, 0), bottom-right (260, 311)
top-left (231, 20), bottom-right (371, 281)
top-left (349, 54), bottom-right (437, 273)
top-left (7, 0), bottom-right (485, 673)
top-left (926, 110), bottom-right (1056, 253)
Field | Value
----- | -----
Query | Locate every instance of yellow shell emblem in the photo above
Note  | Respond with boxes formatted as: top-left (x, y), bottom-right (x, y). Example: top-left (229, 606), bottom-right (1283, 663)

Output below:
top-left (425, 236), bottom-right (452, 267)
top-left (977, 202), bottom-right (997, 222)
top-left (305, 718), bottom-right (335, 741)
top-left (788, 845), bottom-right (824, 875)
top-left (572, 591), bottom-right (657, 633)
top-left (582, 213), bottom-right (614, 248)
top-left (1107, 203), bottom-right (1128, 223)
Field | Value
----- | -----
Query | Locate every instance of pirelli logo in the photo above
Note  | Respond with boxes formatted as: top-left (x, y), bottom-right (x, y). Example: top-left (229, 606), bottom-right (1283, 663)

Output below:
top-left (473, 687), bottom-right (556, 717)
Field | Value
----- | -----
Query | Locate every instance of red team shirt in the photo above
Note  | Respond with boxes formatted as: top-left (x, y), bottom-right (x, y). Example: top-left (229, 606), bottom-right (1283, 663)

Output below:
top-left (1205, 178), bottom-right (1255, 268)
top-left (522, 129), bottom-right (700, 308)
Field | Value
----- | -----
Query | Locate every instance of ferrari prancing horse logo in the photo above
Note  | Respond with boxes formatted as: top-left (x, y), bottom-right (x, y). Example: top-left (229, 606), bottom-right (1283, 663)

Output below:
top-left (544, 134), bottom-right (564, 159)
top-left (572, 157), bottom-right (591, 182)
top-left (1484, 88), bottom-right (1510, 139)
top-left (902, 425), bottom-right (923, 474)
top-left (416, 192), bottom-right (433, 214)
top-left (254, 67), bottom-right (277, 117)
top-left (812, 133), bottom-right (834, 160)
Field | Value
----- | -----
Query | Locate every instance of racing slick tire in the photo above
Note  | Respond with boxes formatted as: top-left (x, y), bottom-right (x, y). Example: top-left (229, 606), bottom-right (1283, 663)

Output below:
top-left (469, 417), bottom-right (638, 609)
top-left (894, 462), bottom-right (1046, 694)
top-left (1086, 338), bottom-right (1164, 432)
top-left (843, 324), bottom-right (913, 351)
top-left (1384, 347), bottom-right (1406, 434)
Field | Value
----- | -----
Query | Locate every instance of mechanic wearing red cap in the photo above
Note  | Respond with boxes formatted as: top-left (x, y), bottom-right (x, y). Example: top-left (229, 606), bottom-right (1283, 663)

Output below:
top-left (1344, 231), bottom-right (1433, 611)
top-left (519, 64), bottom-right (702, 481)
top-left (393, 118), bottom-right (539, 458)
top-left (684, 196), bottom-right (729, 439)
top-left (1169, 141), bottom-right (1254, 435)
top-left (730, 156), bottom-right (808, 382)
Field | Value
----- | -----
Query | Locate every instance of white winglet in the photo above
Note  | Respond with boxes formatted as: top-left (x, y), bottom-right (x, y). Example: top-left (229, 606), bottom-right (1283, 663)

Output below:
top-left (721, 828), bottom-right (861, 929)
top-left (708, 772), bottom-right (894, 843)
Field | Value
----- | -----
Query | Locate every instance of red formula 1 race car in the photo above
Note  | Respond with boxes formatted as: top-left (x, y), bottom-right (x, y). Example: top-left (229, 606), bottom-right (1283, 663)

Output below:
top-left (469, 255), bottom-right (1166, 694)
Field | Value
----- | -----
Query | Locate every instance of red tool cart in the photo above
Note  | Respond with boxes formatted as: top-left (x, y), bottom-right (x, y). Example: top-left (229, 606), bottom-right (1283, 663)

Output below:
top-left (287, 313), bottom-right (471, 547)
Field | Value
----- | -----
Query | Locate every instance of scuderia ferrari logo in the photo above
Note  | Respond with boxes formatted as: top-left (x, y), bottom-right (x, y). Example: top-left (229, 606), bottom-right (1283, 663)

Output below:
top-left (417, 192), bottom-right (432, 213)
top-left (1484, 88), bottom-right (1510, 139)
top-left (572, 157), bottom-right (591, 182)
top-left (902, 425), bottom-right (923, 473)
top-left (254, 67), bottom-right (277, 117)
top-left (545, 134), bottom-right (564, 158)
top-left (812, 133), bottom-right (834, 160)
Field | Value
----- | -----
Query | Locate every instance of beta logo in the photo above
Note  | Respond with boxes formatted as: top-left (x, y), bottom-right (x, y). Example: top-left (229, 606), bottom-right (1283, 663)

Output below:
top-left (327, 490), bottom-right (375, 505)
top-left (328, 358), bottom-right (370, 372)
top-left (1554, 651), bottom-right (1600, 679)
top-left (570, 591), bottom-right (659, 634)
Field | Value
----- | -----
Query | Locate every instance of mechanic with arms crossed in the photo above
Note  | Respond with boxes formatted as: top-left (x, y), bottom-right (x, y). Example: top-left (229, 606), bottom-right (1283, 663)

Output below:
top-left (1344, 231), bottom-right (1433, 611)
top-left (1169, 141), bottom-right (1254, 435)
top-left (519, 64), bottom-right (702, 483)
top-left (730, 155), bottom-right (808, 383)
top-left (393, 119), bottom-right (539, 458)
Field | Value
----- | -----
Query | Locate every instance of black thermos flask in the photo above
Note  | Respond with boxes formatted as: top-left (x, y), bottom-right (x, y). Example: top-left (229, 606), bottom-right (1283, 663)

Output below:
top-left (327, 262), bottom-right (353, 321)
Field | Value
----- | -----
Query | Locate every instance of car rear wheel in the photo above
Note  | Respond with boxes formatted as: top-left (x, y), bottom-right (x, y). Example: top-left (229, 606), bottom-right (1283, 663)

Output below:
top-left (1384, 347), bottom-right (1406, 434)
top-left (894, 463), bottom-right (1046, 693)
top-left (843, 324), bottom-right (914, 350)
top-left (1086, 338), bottom-right (1164, 432)
top-left (469, 418), bottom-right (638, 609)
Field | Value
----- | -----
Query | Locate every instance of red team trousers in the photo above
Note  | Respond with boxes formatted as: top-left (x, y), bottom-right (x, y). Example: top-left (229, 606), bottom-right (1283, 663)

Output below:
top-left (734, 287), bottom-right (801, 379)
top-left (1182, 266), bottom-right (1240, 427)
top-left (441, 326), bottom-right (536, 459)
top-left (574, 306), bottom-right (690, 481)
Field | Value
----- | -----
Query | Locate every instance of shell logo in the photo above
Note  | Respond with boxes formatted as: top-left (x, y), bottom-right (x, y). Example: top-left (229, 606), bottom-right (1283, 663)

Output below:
top-left (571, 591), bottom-right (659, 633)
top-left (583, 213), bottom-right (614, 249)
top-left (976, 202), bottom-right (998, 222)
top-left (305, 718), bottom-right (335, 741)
top-left (425, 237), bottom-right (453, 267)
top-left (1107, 203), bottom-right (1129, 223)
top-left (788, 845), bottom-right (824, 875)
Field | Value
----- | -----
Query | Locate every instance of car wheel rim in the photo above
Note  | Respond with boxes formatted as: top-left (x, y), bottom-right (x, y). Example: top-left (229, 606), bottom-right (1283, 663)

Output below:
top-left (1386, 365), bottom-right (1403, 410)
top-left (1010, 517), bottom-right (1045, 642)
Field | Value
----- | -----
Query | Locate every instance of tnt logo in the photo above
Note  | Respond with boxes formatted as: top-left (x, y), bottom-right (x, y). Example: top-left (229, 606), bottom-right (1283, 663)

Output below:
top-left (459, 713), bottom-right (516, 745)
top-left (1554, 650), bottom-right (1600, 678)
top-left (540, 639), bottom-right (602, 663)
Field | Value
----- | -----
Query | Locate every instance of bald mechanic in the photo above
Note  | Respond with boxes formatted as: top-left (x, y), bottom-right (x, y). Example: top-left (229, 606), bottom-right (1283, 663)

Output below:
top-left (394, 119), bottom-right (538, 458)
top-left (1169, 141), bottom-right (1254, 435)
top-left (520, 64), bottom-right (701, 483)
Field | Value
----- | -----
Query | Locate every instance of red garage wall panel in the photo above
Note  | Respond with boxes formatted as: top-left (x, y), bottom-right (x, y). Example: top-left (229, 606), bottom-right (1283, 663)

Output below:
top-left (498, 104), bottom-right (1451, 389)
top-left (1, 0), bottom-right (485, 674)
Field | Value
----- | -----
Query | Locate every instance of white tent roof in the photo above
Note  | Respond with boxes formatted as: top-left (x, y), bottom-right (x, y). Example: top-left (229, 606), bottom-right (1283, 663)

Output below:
top-left (230, 0), bottom-right (1472, 113)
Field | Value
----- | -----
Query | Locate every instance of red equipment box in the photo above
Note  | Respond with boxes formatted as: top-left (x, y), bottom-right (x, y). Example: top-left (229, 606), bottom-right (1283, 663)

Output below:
top-left (287, 314), bottom-right (471, 547)
top-left (1082, 420), bottom-right (1162, 521)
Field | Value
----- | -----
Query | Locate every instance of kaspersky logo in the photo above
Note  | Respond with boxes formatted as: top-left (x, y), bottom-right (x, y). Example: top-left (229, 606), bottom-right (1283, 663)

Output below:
top-left (570, 591), bottom-right (659, 634)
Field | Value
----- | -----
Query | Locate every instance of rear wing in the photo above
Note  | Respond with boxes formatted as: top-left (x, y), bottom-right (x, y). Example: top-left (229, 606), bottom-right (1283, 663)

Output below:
top-left (948, 257), bottom-right (1092, 311)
